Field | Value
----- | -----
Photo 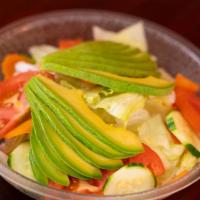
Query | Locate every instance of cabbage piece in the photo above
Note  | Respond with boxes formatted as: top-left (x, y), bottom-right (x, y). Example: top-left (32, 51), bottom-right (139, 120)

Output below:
top-left (145, 91), bottom-right (175, 118)
top-left (176, 151), bottom-right (197, 176)
top-left (138, 115), bottom-right (185, 174)
top-left (94, 93), bottom-right (145, 124)
top-left (29, 45), bottom-right (58, 63)
top-left (127, 109), bottom-right (150, 132)
top-left (93, 21), bottom-right (148, 51)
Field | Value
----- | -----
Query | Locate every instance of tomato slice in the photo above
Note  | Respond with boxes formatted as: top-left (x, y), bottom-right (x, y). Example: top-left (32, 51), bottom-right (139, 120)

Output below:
top-left (0, 93), bottom-right (30, 138)
top-left (0, 71), bottom-right (37, 101)
top-left (58, 39), bottom-right (82, 49)
top-left (127, 144), bottom-right (165, 176)
top-left (0, 71), bottom-right (36, 137)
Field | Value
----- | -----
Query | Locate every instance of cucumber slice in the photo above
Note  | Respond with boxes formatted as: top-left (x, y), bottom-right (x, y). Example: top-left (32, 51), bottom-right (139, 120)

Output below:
top-left (103, 163), bottom-right (156, 195)
top-left (166, 111), bottom-right (200, 157)
top-left (8, 142), bottom-right (35, 180)
top-left (29, 149), bottom-right (48, 185)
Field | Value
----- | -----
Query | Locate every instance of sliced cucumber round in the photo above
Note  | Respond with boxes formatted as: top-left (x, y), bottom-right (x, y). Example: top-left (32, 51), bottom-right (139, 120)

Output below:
top-left (8, 142), bottom-right (35, 180)
top-left (103, 163), bottom-right (156, 195)
top-left (166, 110), bottom-right (200, 157)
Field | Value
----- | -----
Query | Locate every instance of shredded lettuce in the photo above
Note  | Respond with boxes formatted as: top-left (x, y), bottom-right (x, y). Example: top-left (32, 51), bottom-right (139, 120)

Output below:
top-left (93, 21), bottom-right (148, 51)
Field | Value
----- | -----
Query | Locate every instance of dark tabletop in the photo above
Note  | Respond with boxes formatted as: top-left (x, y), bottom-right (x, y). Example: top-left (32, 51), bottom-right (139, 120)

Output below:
top-left (0, 0), bottom-right (200, 199)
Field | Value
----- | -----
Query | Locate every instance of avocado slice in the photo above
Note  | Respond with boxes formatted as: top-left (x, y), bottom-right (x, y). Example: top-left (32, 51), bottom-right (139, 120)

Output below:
top-left (29, 149), bottom-right (48, 185)
top-left (41, 41), bottom-right (160, 79)
top-left (30, 110), bottom-right (89, 180)
top-left (41, 41), bottom-right (174, 95)
top-left (27, 92), bottom-right (102, 179)
top-left (27, 75), bottom-right (143, 155)
top-left (27, 87), bottom-right (123, 169)
top-left (28, 81), bottom-right (130, 159)
top-left (30, 129), bottom-right (69, 186)
top-left (42, 63), bottom-right (173, 95)
top-left (43, 56), bottom-right (159, 78)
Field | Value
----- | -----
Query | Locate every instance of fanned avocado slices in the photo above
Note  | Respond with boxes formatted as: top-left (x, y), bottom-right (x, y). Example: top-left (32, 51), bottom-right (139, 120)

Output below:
top-left (25, 75), bottom-right (145, 185)
top-left (27, 88), bottom-right (123, 169)
top-left (41, 41), bottom-right (174, 95)
top-left (26, 75), bottom-right (143, 156)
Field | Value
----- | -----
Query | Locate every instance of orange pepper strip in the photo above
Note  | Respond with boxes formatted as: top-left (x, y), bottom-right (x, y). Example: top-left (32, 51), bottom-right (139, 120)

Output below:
top-left (2, 54), bottom-right (30, 79)
top-left (175, 73), bottom-right (199, 92)
top-left (4, 119), bottom-right (32, 139)
top-left (175, 87), bottom-right (200, 135)
top-left (58, 39), bottom-right (82, 49)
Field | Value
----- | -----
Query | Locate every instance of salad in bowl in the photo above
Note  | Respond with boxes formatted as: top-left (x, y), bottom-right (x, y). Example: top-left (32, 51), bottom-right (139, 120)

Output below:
top-left (0, 21), bottom-right (200, 197)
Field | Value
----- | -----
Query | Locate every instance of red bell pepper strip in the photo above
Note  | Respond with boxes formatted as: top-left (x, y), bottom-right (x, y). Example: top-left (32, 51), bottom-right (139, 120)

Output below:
top-left (175, 87), bottom-right (200, 135)
top-left (175, 73), bottom-right (199, 92)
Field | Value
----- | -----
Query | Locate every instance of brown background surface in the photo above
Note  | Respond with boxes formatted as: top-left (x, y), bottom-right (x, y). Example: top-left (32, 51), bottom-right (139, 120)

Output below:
top-left (0, 0), bottom-right (200, 199)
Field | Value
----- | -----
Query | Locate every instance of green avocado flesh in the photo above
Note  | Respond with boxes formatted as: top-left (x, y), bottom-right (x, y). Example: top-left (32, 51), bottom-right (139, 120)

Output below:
top-left (31, 111), bottom-right (90, 179)
top-left (25, 75), bottom-right (144, 184)
top-left (26, 75), bottom-right (143, 155)
top-left (29, 149), bottom-right (48, 185)
top-left (41, 41), bottom-right (174, 96)
top-left (30, 129), bottom-right (69, 186)
top-left (28, 81), bottom-right (131, 159)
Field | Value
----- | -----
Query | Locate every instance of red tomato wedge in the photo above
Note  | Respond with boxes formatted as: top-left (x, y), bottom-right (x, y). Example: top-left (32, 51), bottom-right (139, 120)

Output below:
top-left (0, 71), bottom-right (37, 101)
top-left (0, 95), bottom-right (30, 138)
top-left (127, 144), bottom-right (165, 176)
top-left (175, 73), bottom-right (199, 92)
top-left (0, 71), bottom-right (37, 137)
top-left (48, 181), bottom-right (65, 190)
top-left (58, 39), bottom-right (82, 49)
top-left (175, 87), bottom-right (200, 135)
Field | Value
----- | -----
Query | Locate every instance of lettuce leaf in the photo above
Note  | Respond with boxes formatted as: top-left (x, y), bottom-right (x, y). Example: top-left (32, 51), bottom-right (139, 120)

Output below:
top-left (93, 21), bottom-right (148, 51)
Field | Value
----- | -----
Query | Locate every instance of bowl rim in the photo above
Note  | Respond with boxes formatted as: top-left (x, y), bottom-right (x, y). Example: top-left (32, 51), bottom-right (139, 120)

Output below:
top-left (0, 9), bottom-right (200, 200)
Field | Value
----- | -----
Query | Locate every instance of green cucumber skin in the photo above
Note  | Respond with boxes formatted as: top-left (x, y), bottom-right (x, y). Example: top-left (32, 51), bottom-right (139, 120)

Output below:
top-left (166, 117), bottom-right (176, 132)
top-left (30, 130), bottom-right (70, 186)
top-left (7, 155), bottom-right (12, 167)
top-left (103, 163), bottom-right (156, 193)
top-left (30, 78), bottom-right (142, 156)
top-left (29, 149), bottom-right (48, 185)
top-left (166, 111), bottom-right (200, 158)
top-left (31, 110), bottom-right (90, 180)
top-left (42, 63), bottom-right (173, 96)
top-left (185, 144), bottom-right (200, 158)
